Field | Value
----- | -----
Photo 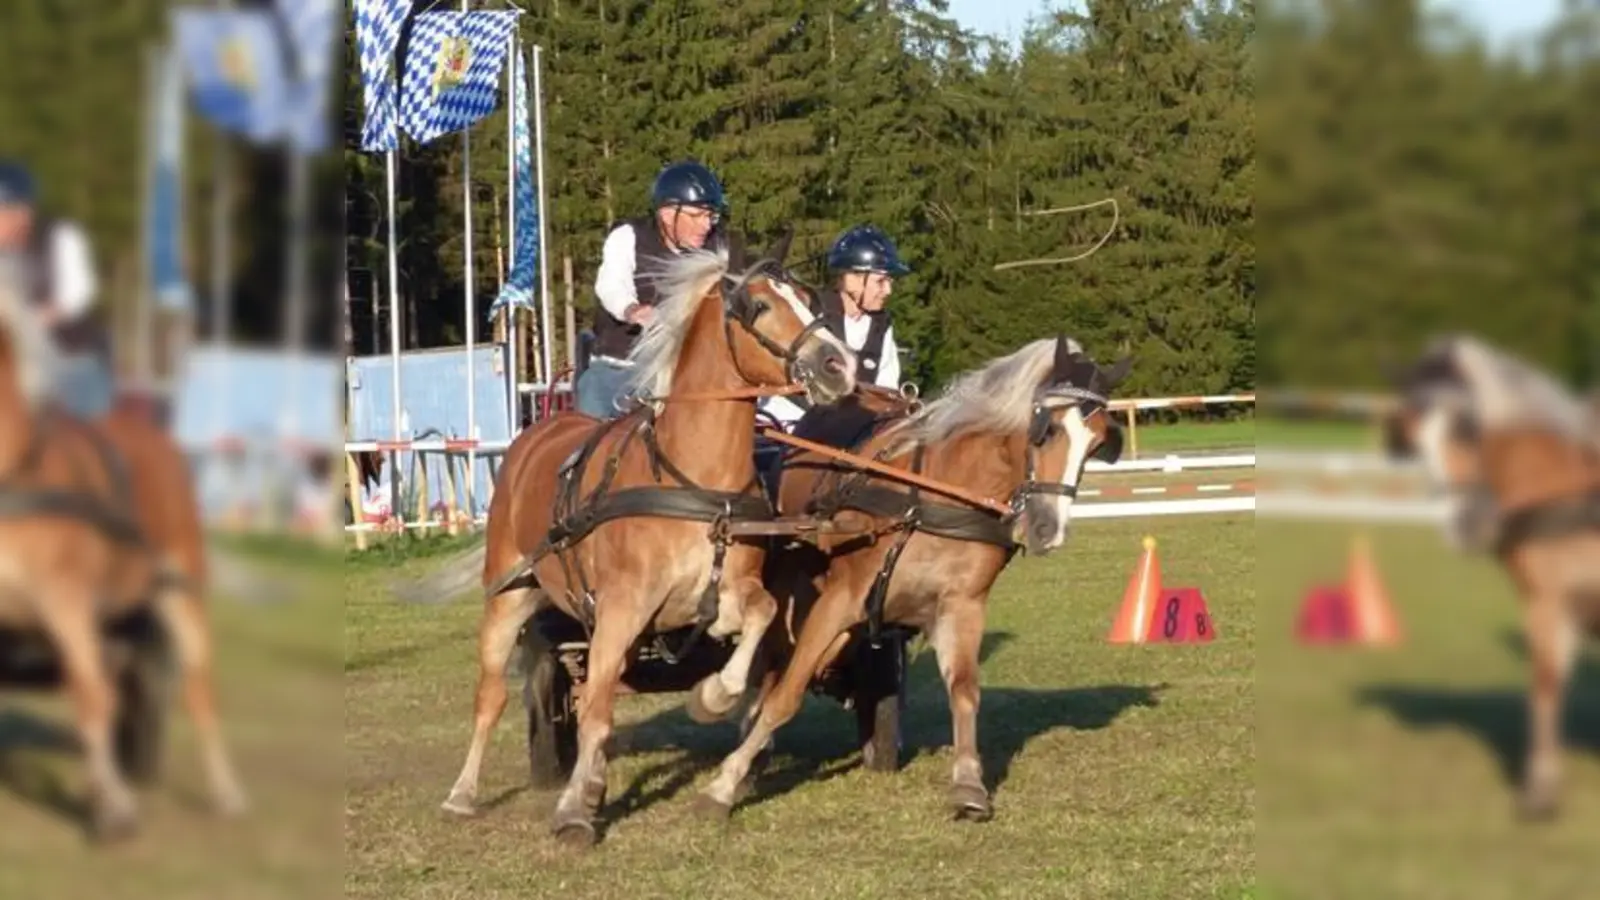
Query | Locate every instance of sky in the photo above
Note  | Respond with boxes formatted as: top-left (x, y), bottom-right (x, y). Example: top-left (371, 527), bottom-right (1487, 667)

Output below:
top-left (941, 0), bottom-right (1569, 48)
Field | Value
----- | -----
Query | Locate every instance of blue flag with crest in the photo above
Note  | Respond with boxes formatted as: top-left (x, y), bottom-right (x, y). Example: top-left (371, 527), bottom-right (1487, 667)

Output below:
top-left (398, 11), bottom-right (521, 146)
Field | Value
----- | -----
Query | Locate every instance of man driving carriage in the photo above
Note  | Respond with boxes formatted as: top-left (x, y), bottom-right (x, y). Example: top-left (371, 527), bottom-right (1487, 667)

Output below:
top-left (0, 159), bottom-right (114, 419)
top-left (759, 224), bottom-right (908, 430)
top-left (576, 159), bottom-right (730, 419)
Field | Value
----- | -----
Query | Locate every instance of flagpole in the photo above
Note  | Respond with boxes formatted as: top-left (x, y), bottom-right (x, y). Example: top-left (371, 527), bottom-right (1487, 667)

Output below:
top-left (137, 45), bottom-right (158, 393)
top-left (505, 32), bottom-right (518, 431)
top-left (532, 43), bottom-right (553, 393)
top-left (386, 143), bottom-right (403, 511)
top-left (461, 0), bottom-right (478, 523)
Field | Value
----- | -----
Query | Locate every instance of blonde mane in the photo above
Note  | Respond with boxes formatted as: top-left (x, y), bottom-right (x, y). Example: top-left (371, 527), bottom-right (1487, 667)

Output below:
top-left (1449, 336), bottom-right (1591, 444)
top-left (896, 337), bottom-right (1079, 445)
top-left (621, 247), bottom-right (733, 401)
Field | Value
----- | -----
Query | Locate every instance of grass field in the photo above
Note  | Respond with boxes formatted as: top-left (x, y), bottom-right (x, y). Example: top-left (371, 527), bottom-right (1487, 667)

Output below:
top-left (0, 544), bottom-right (342, 900)
top-left (345, 513), bottom-right (1255, 899)
top-left (1258, 520), bottom-right (1600, 899)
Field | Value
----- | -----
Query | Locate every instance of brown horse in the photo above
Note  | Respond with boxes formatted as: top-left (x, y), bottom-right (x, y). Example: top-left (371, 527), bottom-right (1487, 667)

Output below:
top-left (696, 335), bottom-right (1131, 819)
top-left (1384, 334), bottom-right (1600, 820)
top-left (438, 238), bottom-right (858, 844)
top-left (0, 284), bottom-right (246, 841)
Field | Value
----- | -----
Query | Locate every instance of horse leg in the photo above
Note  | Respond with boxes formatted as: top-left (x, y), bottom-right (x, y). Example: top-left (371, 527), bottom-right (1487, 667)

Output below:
top-left (930, 596), bottom-right (992, 821)
top-left (1519, 591), bottom-right (1577, 820)
top-left (441, 585), bottom-right (543, 816)
top-left (697, 578), bottom-right (862, 816)
top-left (687, 574), bottom-right (778, 723)
top-left (549, 592), bottom-right (648, 847)
top-left (154, 577), bottom-right (249, 817)
top-left (41, 580), bottom-right (139, 840)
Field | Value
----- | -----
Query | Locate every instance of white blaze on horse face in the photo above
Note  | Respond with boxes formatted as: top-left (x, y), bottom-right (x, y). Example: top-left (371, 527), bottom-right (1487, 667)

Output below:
top-left (1415, 405), bottom-right (1458, 490)
top-left (769, 279), bottom-right (857, 384)
top-left (1044, 405), bottom-right (1097, 550)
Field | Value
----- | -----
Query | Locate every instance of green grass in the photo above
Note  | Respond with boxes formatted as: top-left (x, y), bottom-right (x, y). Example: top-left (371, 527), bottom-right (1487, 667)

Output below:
top-left (344, 514), bottom-right (1256, 899)
top-left (1126, 417), bottom-right (1254, 454)
top-left (1253, 419), bottom-right (1373, 449)
top-left (1257, 521), bottom-right (1599, 899)
top-left (0, 559), bottom-right (342, 900)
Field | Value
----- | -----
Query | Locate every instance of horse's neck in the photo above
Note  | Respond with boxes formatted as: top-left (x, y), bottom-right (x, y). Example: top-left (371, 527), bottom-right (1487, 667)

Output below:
top-left (1484, 431), bottom-right (1600, 508)
top-left (649, 298), bottom-right (758, 489)
top-left (908, 430), bottom-right (1023, 500)
top-left (0, 338), bottom-right (37, 474)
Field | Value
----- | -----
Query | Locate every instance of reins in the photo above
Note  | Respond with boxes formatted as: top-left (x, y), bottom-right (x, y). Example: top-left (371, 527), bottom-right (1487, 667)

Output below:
top-left (755, 425), bottom-right (1015, 517)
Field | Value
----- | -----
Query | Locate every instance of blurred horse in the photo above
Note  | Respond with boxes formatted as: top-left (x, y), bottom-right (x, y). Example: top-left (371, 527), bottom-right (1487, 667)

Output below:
top-left (1384, 334), bottom-right (1600, 820)
top-left (0, 280), bottom-right (246, 841)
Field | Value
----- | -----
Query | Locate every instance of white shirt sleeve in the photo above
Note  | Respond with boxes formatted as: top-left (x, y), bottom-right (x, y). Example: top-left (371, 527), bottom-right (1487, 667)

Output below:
top-left (760, 394), bottom-right (808, 430)
top-left (593, 224), bottom-right (638, 321)
top-left (875, 324), bottom-right (901, 389)
top-left (51, 221), bottom-right (97, 318)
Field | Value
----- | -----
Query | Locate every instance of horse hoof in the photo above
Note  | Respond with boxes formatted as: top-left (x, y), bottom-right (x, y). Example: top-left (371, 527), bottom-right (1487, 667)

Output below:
top-left (685, 677), bottom-right (739, 724)
top-left (691, 791), bottom-right (734, 821)
top-left (949, 783), bottom-right (993, 823)
top-left (91, 803), bottom-right (140, 844)
top-left (213, 787), bottom-right (251, 819)
top-left (440, 794), bottom-right (478, 818)
top-left (552, 817), bottom-right (598, 849)
top-left (1517, 791), bottom-right (1560, 823)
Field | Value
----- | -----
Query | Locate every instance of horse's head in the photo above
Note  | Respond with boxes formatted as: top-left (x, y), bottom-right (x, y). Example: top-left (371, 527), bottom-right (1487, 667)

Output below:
top-left (1381, 336), bottom-right (1515, 551)
top-left (1012, 335), bottom-right (1132, 556)
top-left (720, 228), bottom-right (857, 405)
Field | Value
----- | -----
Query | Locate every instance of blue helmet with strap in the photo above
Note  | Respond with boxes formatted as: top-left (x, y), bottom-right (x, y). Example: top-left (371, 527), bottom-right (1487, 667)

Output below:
top-left (826, 225), bottom-right (910, 277)
top-left (650, 160), bottom-right (727, 216)
top-left (0, 160), bottom-right (37, 207)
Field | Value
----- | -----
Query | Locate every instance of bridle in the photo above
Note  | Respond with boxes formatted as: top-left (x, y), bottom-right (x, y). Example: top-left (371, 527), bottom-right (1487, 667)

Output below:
top-left (717, 258), bottom-right (835, 394)
top-left (1008, 383), bottom-right (1120, 518)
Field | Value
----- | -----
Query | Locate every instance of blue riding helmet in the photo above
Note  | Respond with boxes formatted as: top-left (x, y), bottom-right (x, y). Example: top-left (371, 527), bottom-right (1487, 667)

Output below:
top-left (650, 160), bottom-right (728, 215)
top-left (826, 225), bottom-right (910, 277)
top-left (0, 161), bottom-right (37, 207)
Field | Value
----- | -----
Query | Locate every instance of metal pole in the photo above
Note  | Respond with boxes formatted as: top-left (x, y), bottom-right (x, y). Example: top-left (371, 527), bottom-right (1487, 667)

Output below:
top-left (461, 0), bottom-right (478, 523)
top-left (505, 32), bottom-right (518, 431)
top-left (532, 44), bottom-right (554, 392)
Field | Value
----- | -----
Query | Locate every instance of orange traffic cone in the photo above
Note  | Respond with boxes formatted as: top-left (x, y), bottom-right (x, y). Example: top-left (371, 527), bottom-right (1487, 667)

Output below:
top-left (1346, 532), bottom-right (1402, 645)
top-left (1108, 535), bottom-right (1162, 643)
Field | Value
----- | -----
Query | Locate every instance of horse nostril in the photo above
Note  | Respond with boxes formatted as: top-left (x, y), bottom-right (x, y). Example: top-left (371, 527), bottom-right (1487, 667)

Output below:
top-left (1032, 521), bottom-right (1055, 544)
top-left (823, 354), bottom-right (845, 375)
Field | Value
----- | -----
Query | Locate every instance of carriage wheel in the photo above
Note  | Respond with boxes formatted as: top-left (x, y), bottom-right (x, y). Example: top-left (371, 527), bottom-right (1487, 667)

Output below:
top-left (522, 632), bottom-right (578, 790)
top-left (852, 634), bottom-right (907, 773)
top-left (113, 617), bottom-right (174, 786)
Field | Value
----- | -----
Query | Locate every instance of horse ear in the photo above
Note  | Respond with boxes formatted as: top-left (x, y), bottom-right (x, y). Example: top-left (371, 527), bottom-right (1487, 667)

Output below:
top-left (1052, 333), bottom-right (1074, 381)
top-left (726, 231), bottom-right (748, 270)
top-left (1101, 354), bottom-right (1134, 389)
top-left (766, 225), bottom-right (795, 267)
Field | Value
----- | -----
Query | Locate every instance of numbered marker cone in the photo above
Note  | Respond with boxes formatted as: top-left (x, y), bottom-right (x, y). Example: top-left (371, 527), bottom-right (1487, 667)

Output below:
top-left (1108, 535), bottom-right (1162, 644)
top-left (1145, 587), bottom-right (1217, 643)
top-left (1347, 532), bottom-right (1402, 646)
top-left (1296, 584), bottom-right (1357, 644)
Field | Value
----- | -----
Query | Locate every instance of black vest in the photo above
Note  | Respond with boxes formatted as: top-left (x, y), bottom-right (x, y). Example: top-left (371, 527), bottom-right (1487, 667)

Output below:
top-left (817, 289), bottom-right (892, 382)
top-left (591, 216), bottom-right (729, 360)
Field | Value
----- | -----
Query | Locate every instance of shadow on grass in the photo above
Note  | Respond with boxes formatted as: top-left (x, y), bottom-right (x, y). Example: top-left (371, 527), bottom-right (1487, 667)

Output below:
top-left (1356, 629), bottom-right (1600, 788)
top-left (597, 630), bottom-right (1164, 823)
top-left (0, 708), bottom-right (88, 827)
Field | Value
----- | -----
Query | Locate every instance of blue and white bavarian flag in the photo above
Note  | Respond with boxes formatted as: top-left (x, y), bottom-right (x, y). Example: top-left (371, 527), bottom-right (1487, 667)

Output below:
top-left (272, 0), bottom-right (338, 153)
top-left (352, 0), bottom-right (412, 152)
top-left (172, 8), bottom-right (292, 144)
top-left (398, 10), bottom-right (521, 146)
top-left (490, 43), bottom-right (539, 315)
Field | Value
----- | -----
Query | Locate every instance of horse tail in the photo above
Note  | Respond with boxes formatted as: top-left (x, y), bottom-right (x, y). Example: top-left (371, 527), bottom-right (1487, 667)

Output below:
top-left (389, 537), bottom-right (489, 604)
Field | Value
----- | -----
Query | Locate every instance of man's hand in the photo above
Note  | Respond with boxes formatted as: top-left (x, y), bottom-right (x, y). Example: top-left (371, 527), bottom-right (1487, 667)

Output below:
top-left (623, 303), bottom-right (655, 326)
